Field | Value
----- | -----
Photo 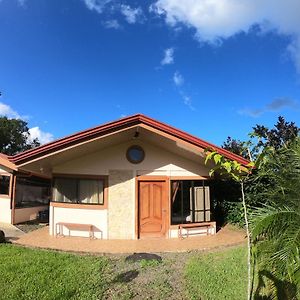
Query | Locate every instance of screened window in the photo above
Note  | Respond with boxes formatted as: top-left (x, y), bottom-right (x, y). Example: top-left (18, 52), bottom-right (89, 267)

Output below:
top-left (171, 180), bottom-right (211, 225)
top-left (53, 177), bottom-right (104, 205)
top-left (0, 175), bottom-right (10, 195)
top-left (15, 176), bottom-right (51, 208)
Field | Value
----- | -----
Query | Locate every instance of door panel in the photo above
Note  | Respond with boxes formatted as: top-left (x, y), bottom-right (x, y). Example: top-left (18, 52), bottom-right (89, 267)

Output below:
top-left (139, 180), bottom-right (167, 238)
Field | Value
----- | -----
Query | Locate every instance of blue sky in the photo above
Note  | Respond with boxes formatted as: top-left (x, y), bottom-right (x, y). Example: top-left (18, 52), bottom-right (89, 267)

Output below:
top-left (0, 0), bottom-right (300, 145)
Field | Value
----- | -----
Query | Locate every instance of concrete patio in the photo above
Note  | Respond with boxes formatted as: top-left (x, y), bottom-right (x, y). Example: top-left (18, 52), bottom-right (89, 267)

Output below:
top-left (13, 225), bottom-right (246, 254)
top-left (0, 223), bottom-right (25, 241)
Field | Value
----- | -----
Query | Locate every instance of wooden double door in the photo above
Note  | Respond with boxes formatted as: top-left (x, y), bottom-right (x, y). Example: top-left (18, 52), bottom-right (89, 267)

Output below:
top-left (138, 179), bottom-right (168, 238)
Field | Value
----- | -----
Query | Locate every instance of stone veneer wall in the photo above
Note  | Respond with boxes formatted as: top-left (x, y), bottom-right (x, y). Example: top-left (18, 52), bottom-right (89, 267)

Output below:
top-left (108, 170), bottom-right (135, 239)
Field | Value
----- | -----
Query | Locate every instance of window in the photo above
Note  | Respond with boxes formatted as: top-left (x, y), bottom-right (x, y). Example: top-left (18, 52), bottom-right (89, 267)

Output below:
top-left (15, 176), bottom-right (51, 208)
top-left (53, 177), bottom-right (104, 205)
top-left (126, 145), bottom-right (145, 164)
top-left (0, 175), bottom-right (10, 195)
top-left (171, 180), bottom-right (211, 225)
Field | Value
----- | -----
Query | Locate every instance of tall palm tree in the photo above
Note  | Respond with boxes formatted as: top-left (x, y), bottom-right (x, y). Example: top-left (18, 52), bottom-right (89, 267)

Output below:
top-left (250, 138), bottom-right (300, 298)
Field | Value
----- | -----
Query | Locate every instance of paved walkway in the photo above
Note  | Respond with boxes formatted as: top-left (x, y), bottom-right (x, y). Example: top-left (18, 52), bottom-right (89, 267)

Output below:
top-left (14, 225), bottom-right (246, 254)
top-left (0, 223), bottom-right (25, 241)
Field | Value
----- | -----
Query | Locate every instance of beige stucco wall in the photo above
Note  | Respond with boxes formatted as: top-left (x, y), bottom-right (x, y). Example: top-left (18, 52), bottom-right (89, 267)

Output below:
top-left (49, 206), bottom-right (107, 239)
top-left (14, 206), bottom-right (48, 224)
top-left (51, 140), bottom-right (210, 239)
top-left (108, 170), bottom-right (135, 239)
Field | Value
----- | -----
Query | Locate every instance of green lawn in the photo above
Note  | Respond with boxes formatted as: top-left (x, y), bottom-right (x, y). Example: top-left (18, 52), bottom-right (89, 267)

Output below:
top-left (0, 244), bottom-right (109, 300)
top-left (185, 246), bottom-right (247, 300)
top-left (0, 243), bottom-right (247, 300)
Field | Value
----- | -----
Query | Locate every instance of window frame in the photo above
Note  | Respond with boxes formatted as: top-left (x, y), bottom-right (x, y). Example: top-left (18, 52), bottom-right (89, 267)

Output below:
top-left (0, 173), bottom-right (12, 198)
top-left (52, 174), bottom-right (108, 206)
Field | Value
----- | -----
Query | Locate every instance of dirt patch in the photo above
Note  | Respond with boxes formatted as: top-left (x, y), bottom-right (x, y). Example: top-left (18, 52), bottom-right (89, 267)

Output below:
top-left (103, 251), bottom-right (193, 300)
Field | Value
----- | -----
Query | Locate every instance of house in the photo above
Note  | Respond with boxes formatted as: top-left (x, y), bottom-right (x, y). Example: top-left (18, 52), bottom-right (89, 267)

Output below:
top-left (0, 114), bottom-right (248, 239)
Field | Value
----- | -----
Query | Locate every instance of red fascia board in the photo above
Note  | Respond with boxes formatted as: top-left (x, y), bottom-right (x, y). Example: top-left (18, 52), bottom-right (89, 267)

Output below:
top-left (9, 114), bottom-right (249, 166)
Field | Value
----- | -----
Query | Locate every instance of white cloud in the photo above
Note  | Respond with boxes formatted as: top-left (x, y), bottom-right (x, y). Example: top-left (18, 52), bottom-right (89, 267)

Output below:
top-left (161, 48), bottom-right (174, 65)
top-left (103, 19), bottom-right (121, 29)
top-left (120, 5), bottom-right (143, 24)
top-left (173, 71), bottom-right (184, 86)
top-left (83, 0), bottom-right (112, 14)
top-left (152, 0), bottom-right (300, 72)
top-left (0, 102), bottom-right (21, 119)
top-left (28, 127), bottom-right (54, 144)
top-left (182, 93), bottom-right (195, 111)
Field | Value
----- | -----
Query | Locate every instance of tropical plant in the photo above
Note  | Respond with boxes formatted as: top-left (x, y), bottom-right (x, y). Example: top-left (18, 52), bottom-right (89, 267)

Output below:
top-left (205, 151), bottom-right (254, 300)
top-left (250, 138), bottom-right (300, 298)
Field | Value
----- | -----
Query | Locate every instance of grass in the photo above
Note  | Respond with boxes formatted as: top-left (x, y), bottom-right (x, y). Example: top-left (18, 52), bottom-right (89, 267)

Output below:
top-left (185, 246), bottom-right (247, 300)
top-left (0, 244), bottom-right (109, 300)
top-left (0, 243), bottom-right (248, 299)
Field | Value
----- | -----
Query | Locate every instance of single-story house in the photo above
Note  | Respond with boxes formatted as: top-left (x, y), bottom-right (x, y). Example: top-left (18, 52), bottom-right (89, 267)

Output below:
top-left (0, 114), bottom-right (248, 239)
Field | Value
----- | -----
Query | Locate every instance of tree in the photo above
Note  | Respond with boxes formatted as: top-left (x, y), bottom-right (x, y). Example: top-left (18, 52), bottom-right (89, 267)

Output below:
top-left (251, 116), bottom-right (299, 151)
top-left (223, 116), bottom-right (299, 161)
top-left (222, 137), bottom-right (250, 159)
top-left (0, 117), bottom-right (40, 155)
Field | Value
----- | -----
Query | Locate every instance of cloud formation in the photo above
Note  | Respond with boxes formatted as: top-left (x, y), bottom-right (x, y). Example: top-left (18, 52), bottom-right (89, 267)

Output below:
top-left (83, 1), bottom-right (144, 26)
top-left (161, 48), bottom-right (174, 65)
top-left (171, 71), bottom-right (195, 110)
top-left (0, 102), bottom-right (21, 119)
top-left (181, 93), bottom-right (195, 111)
top-left (83, 0), bottom-right (112, 14)
top-left (103, 19), bottom-right (121, 29)
top-left (238, 97), bottom-right (298, 117)
top-left (173, 71), bottom-right (184, 86)
top-left (152, 0), bottom-right (300, 72)
top-left (120, 5), bottom-right (143, 24)
top-left (28, 127), bottom-right (54, 144)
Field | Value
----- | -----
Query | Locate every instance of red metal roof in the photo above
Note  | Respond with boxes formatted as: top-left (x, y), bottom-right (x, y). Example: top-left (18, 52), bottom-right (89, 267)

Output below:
top-left (8, 114), bottom-right (249, 166)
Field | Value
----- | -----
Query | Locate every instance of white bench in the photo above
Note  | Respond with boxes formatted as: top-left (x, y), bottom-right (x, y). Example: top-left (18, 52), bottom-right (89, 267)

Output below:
top-left (55, 222), bottom-right (95, 239)
top-left (179, 222), bottom-right (214, 239)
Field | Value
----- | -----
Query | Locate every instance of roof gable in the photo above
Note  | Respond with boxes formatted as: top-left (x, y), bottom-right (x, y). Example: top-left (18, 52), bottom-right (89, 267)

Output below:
top-left (8, 114), bottom-right (249, 166)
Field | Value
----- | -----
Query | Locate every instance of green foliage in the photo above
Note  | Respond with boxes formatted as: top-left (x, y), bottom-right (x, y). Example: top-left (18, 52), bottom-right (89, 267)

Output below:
top-left (0, 116), bottom-right (40, 155)
top-left (250, 138), bottom-right (300, 298)
top-left (0, 244), bottom-right (109, 300)
top-left (205, 150), bottom-right (248, 181)
top-left (223, 201), bottom-right (245, 226)
top-left (209, 179), bottom-right (244, 225)
top-left (185, 246), bottom-right (247, 300)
